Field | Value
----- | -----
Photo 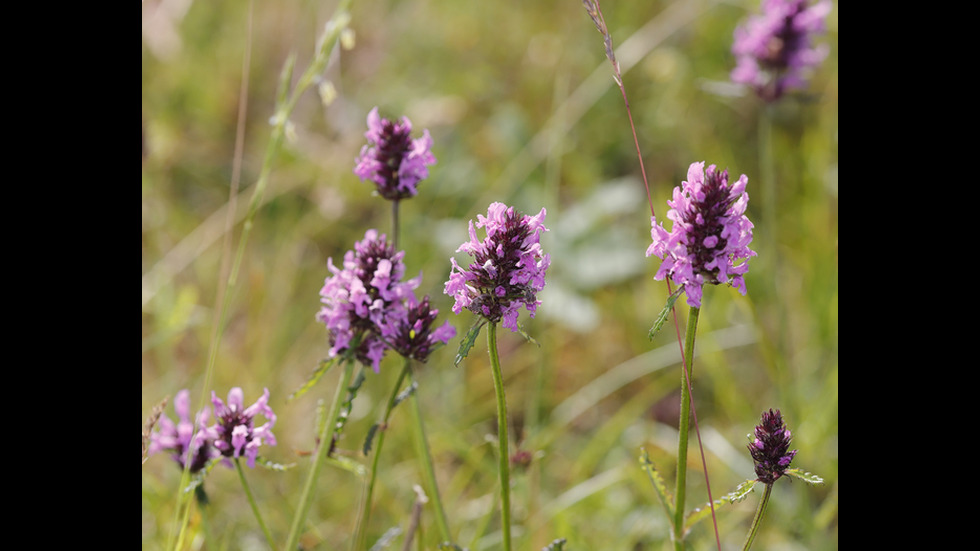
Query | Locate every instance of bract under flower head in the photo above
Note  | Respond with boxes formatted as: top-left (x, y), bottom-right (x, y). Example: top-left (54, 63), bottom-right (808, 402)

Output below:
top-left (354, 107), bottom-right (436, 200)
top-left (748, 408), bottom-right (798, 484)
top-left (317, 230), bottom-right (420, 372)
top-left (731, 0), bottom-right (832, 101)
top-left (203, 388), bottom-right (277, 469)
top-left (148, 389), bottom-right (215, 473)
top-left (444, 202), bottom-right (550, 331)
top-left (647, 162), bottom-right (755, 308)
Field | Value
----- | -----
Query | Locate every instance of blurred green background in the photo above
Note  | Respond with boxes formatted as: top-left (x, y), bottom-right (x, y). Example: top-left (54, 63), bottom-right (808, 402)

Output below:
top-left (142, 0), bottom-right (837, 549)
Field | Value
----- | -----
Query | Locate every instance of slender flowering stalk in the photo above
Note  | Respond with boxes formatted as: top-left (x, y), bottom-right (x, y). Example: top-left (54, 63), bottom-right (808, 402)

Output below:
top-left (647, 163), bottom-right (755, 549)
top-left (731, 0), bottom-right (832, 102)
top-left (354, 107), bottom-right (436, 201)
top-left (743, 409), bottom-right (798, 551)
top-left (317, 229), bottom-right (420, 372)
top-left (445, 202), bottom-right (550, 332)
top-left (444, 203), bottom-right (549, 551)
top-left (647, 162), bottom-right (755, 308)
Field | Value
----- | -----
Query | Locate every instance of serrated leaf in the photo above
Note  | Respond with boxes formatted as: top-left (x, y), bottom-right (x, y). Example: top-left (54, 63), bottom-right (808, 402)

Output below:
top-left (541, 538), bottom-right (567, 551)
top-left (289, 357), bottom-right (338, 402)
top-left (363, 423), bottom-right (381, 455)
top-left (648, 287), bottom-right (685, 340)
top-left (516, 321), bottom-right (540, 347)
top-left (455, 318), bottom-right (487, 367)
top-left (368, 526), bottom-right (401, 551)
top-left (336, 368), bottom-right (367, 432)
top-left (785, 468), bottom-right (825, 485)
top-left (392, 381), bottom-right (418, 408)
top-left (684, 479), bottom-right (759, 532)
top-left (639, 449), bottom-right (674, 519)
top-left (182, 457), bottom-right (222, 494)
top-left (254, 457), bottom-right (295, 471)
top-left (325, 454), bottom-right (367, 477)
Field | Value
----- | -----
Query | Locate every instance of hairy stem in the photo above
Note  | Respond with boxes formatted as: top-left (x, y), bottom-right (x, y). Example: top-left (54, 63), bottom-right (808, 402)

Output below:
top-left (235, 458), bottom-right (276, 549)
top-left (409, 372), bottom-right (452, 543)
top-left (487, 322), bottom-right (512, 551)
top-left (285, 360), bottom-right (356, 551)
top-left (355, 361), bottom-right (411, 549)
top-left (742, 483), bottom-right (773, 551)
top-left (673, 306), bottom-right (700, 549)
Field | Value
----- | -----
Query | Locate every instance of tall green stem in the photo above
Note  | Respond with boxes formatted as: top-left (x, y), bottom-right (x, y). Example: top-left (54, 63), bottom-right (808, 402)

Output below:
top-left (235, 458), bottom-right (276, 549)
top-left (355, 361), bottom-right (411, 550)
top-left (391, 199), bottom-right (401, 250)
top-left (285, 360), bottom-right (356, 551)
top-left (408, 373), bottom-right (452, 543)
top-left (486, 323), bottom-right (512, 551)
top-left (673, 306), bottom-right (700, 550)
top-left (742, 483), bottom-right (773, 551)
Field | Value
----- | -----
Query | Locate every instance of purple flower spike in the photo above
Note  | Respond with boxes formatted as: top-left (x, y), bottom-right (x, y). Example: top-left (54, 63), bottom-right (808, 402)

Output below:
top-left (748, 409), bottom-right (798, 484)
top-left (354, 107), bottom-right (436, 200)
top-left (391, 294), bottom-right (457, 363)
top-left (317, 230), bottom-right (420, 372)
top-left (647, 162), bottom-right (755, 308)
top-left (444, 202), bottom-right (550, 331)
top-left (203, 388), bottom-right (277, 469)
top-left (148, 389), bottom-right (215, 473)
top-left (731, 0), bottom-right (832, 101)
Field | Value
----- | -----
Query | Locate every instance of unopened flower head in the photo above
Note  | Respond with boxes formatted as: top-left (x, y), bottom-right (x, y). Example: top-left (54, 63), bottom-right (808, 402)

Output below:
top-left (647, 162), bottom-right (755, 308)
top-left (390, 294), bottom-right (456, 363)
top-left (748, 408), bottom-right (798, 484)
top-left (731, 0), bottom-right (832, 101)
top-left (202, 388), bottom-right (277, 469)
top-left (317, 230), bottom-right (420, 371)
top-left (148, 389), bottom-right (215, 473)
top-left (444, 202), bottom-right (549, 332)
top-left (354, 107), bottom-right (436, 200)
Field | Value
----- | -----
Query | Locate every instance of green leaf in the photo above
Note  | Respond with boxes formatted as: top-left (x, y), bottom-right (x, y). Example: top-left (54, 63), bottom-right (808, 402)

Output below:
top-left (541, 538), bottom-right (567, 551)
top-left (516, 320), bottom-right (540, 347)
top-left (289, 357), bottom-right (338, 402)
top-left (648, 287), bottom-right (685, 340)
top-left (785, 468), bottom-right (825, 485)
top-left (363, 423), bottom-right (381, 455)
top-left (684, 479), bottom-right (758, 532)
top-left (639, 449), bottom-right (674, 520)
top-left (368, 526), bottom-right (401, 551)
top-left (325, 454), bottom-right (367, 477)
top-left (393, 380), bottom-right (418, 408)
top-left (455, 318), bottom-right (487, 367)
top-left (254, 457), bottom-right (295, 471)
top-left (182, 457), bottom-right (222, 494)
top-left (335, 368), bottom-right (367, 441)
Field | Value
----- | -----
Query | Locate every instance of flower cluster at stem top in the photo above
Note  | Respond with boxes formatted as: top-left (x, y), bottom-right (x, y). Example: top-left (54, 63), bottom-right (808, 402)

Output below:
top-left (647, 162), bottom-right (755, 308)
top-left (731, 0), bottom-right (832, 101)
top-left (148, 389), bottom-right (216, 473)
top-left (353, 107), bottom-right (436, 200)
top-left (317, 229), bottom-right (455, 371)
top-left (444, 202), bottom-right (549, 332)
top-left (748, 408), bottom-right (798, 484)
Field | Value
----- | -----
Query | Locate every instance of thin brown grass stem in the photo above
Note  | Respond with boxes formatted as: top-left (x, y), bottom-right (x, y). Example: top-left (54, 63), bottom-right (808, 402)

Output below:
top-left (584, 2), bottom-right (721, 549)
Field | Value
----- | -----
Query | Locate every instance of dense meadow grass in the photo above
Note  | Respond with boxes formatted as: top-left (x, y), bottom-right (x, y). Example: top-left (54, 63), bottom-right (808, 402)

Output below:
top-left (142, 0), bottom-right (838, 549)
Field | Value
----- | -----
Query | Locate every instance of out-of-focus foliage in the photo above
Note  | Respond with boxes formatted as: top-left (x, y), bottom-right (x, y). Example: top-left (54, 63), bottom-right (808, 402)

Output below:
top-left (142, 0), bottom-right (837, 549)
